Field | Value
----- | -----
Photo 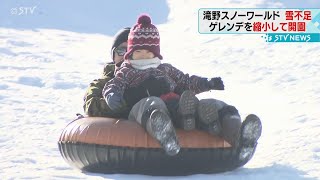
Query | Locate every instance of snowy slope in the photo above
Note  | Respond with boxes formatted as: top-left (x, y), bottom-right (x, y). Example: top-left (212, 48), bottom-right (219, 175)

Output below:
top-left (0, 0), bottom-right (169, 35)
top-left (1, 0), bottom-right (320, 179)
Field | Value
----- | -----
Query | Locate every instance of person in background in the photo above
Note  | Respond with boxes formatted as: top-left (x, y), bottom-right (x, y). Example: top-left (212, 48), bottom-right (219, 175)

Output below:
top-left (83, 27), bottom-right (130, 118)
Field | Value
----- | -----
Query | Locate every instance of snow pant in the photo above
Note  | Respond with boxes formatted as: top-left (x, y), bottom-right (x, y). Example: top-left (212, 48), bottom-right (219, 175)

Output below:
top-left (197, 99), bottom-right (242, 147)
top-left (128, 97), bottom-right (242, 147)
top-left (128, 96), bottom-right (170, 129)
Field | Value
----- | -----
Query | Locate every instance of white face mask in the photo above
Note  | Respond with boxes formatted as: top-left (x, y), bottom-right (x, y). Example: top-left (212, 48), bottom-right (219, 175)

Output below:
top-left (130, 57), bottom-right (161, 70)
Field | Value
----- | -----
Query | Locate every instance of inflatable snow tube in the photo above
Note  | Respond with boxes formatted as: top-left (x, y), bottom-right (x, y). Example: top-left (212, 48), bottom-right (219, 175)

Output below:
top-left (58, 117), bottom-right (252, 175)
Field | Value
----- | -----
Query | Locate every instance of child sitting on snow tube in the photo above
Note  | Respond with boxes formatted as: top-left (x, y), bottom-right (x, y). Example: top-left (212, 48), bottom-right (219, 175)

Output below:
top-left (102, 14), bottom-right (262, 157)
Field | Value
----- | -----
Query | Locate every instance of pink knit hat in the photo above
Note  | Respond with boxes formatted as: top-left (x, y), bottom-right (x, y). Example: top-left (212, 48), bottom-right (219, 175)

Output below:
top-left (124, 14), bottom-right (163, 60)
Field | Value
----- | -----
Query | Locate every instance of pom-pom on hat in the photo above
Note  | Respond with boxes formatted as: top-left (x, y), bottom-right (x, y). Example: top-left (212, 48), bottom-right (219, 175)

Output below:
top-left (124, 14), bottom-right (163, 60)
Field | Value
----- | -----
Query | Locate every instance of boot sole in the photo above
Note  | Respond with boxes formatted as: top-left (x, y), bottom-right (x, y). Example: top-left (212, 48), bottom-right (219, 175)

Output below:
top-left (197, 99), bottom-right (220, 124)
top-left (238, 143), bottom-right (257, 162)
top-left (150, 110), bottom-right (180, 156)
top-left (178, 91), bottom-right (198, 130)
top-left (197, 99), bottom-right (223, 135)
top-left (240, 114), bottom-right (262, 146)
top-left (237, 114), bottom-right (261, 162)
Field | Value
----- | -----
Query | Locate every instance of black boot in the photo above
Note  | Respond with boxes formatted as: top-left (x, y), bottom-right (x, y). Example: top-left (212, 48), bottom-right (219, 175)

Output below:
top-left (218, 105), bottom-right (242, 146)
top-left (218, 105), bottom-right (262, 162)
top-left (177, 90), bottom-right (199, 130)
top-left (197, 99), bottom-right (223, 135)
top-left (237, 114), bottom-right (262, 162)
top-left (145, 109), bottom-right (180, 156)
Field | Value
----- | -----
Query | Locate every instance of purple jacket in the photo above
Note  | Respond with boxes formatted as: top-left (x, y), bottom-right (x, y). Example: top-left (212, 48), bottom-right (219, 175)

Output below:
top-left (102, 61), bottom-right (210, 98)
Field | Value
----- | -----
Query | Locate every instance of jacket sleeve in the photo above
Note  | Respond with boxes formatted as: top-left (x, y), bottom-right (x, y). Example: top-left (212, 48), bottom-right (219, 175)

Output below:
top-left (83, 63), bottom-right (116, 117)
top-left (163, 63), bottom-right (210, 94)
top-left (83, 76), bottom-right (116, 117)
top-left (102, 66), bottom-right (134, 101)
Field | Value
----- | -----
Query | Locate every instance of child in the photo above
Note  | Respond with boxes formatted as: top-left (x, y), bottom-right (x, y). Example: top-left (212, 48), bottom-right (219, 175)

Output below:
top-left (102, 14), bottom-right (224, 156)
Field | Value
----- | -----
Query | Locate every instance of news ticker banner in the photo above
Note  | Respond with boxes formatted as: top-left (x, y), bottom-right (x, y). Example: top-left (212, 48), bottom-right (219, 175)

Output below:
top-left (198, 8), bottom-right (320, 42)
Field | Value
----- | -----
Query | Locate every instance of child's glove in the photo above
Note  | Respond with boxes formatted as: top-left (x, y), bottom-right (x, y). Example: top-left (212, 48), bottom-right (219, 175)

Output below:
top-left (105, 92), bottom-right (126, 111)
top-left (208, 77), bottom-right (224, 90)
top-left (142, 76), bottom-right (171, 96)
